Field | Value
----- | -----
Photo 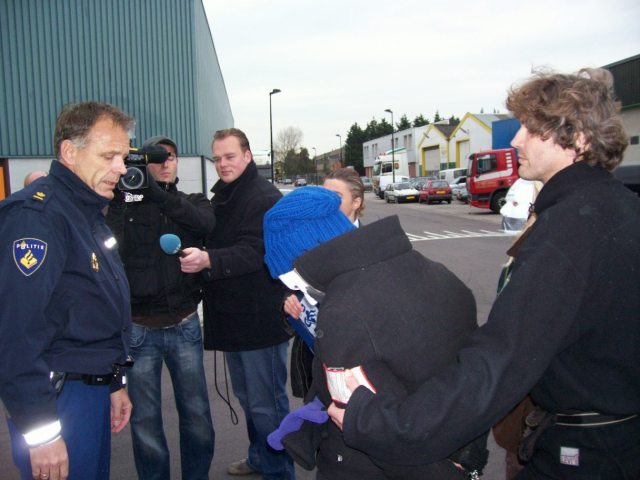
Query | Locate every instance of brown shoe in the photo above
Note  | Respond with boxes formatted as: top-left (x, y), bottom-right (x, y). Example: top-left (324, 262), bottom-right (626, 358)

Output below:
top-left (227, 459), bottom-right (257, 475)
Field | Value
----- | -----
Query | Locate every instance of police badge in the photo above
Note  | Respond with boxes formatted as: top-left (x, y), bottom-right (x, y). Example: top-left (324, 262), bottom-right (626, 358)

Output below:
top-left (13, 238), bottom-right (48, 276)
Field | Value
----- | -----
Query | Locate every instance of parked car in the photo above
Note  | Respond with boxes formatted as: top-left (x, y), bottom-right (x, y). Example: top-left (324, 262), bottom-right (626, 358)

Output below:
top-left (419, 180), bottom-right (452, 204)
top-left (454, 184), bottom-right (469, 203)
top-left (376, 175), bottom-right (411, 199)
top-left (409, 176), bottom-right (429, 191)
top-left (384, 182), bottom-right (420, 203)
top-left (360, 176), bottom-right (373, 192)
top-left (283, 178), bottom-right (293, 185)
top-left (449, 176), bottom-right (468, 203)
top-left (295, 178), bottom-right (307, 187)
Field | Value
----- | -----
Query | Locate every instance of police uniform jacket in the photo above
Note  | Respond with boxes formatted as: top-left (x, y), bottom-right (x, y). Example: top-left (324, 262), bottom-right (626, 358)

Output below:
top-left (342, 161), bottom-right (640, 466)
top-left (202, 161), bottom-right (290, 351)
top-left (295, 216), bottom-right (481, 479)
top-left (106, 180), bottom-right (215, 326)
top-left (0, 161), bottom-right (131, 434)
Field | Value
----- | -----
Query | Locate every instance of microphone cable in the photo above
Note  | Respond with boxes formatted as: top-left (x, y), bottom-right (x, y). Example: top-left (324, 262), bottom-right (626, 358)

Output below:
top-left (213, 351), bottom-right (239, 425)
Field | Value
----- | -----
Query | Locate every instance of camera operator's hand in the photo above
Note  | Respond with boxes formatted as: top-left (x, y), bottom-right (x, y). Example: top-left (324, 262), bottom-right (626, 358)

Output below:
top-left (143, 175), bottom-right (169, 203)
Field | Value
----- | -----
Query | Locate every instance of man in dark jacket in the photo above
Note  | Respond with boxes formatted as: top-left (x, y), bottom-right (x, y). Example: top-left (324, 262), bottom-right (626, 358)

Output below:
top-left (330, 68), bottom-right (640, 479)
top-left (0, 101), bottom-right (133, 480)
top-left (180, 128), bottom-right (293, 480)
top-left (263, 187), bottom-right (487, 479)
top-left (107, 135), bottom-right (215, 480)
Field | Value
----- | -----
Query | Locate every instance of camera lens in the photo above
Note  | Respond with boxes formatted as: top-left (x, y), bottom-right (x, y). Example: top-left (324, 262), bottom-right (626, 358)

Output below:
top-left (119, 166), bottom-right (145, 190)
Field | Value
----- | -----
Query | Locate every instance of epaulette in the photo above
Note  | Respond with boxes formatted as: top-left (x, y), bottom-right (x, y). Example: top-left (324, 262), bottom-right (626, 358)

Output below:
top-left (23, 184), bottom-right (54, 212)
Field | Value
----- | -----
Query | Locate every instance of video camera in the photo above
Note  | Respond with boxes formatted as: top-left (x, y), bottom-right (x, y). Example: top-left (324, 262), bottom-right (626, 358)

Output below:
top-left (118, 145), bottom-right (170, 191)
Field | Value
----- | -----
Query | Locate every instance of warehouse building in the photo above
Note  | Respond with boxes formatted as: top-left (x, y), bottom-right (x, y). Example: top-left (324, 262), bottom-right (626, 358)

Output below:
top-left (0, 0), bottom-right (232, 199)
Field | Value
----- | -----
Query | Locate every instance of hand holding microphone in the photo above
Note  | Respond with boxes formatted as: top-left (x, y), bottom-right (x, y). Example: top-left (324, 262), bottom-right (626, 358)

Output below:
top-left (159, 234), bottom-right (211, 272)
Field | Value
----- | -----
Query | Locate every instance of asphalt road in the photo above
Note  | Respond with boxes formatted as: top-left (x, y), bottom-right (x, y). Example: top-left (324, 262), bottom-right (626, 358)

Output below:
top-left (0, 192), bottom-right (512, 479)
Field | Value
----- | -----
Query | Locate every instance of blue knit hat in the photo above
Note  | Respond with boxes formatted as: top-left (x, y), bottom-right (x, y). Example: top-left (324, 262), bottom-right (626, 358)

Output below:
top-left (264, 187), bottom-right (356, 278)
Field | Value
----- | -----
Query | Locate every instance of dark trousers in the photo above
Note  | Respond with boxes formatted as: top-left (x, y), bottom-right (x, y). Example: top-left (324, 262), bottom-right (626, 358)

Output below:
top-left (8, 380), bottom-right (111, 480)
top-left (515, 416), bottom-right (640, 479)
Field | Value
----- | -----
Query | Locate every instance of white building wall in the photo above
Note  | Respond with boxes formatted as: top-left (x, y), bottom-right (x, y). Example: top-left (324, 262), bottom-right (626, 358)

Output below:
top-left (7, 158), bottom-right (53, 191)
top-left (417, 124), bottom-right (450, 173)
top-left (363, 126), bottom-right (424, 172)
top-left (363, 136), bottom-right (392, 169)
top-left (450, 115), bottom-right (494, 168)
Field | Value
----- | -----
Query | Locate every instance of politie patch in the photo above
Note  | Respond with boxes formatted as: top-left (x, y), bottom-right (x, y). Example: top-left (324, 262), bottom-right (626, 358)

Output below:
top-left (13, 238), bottom-right (48, 276)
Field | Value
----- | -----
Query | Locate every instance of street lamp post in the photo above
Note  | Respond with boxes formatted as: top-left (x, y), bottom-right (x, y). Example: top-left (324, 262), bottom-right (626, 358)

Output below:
top-left (336, 134), bottom-right (342, 165)
top-left (269, 89), bottom-right (281, 183)
top-left (312, 147), bottom-right (318, 185)
top-left (384, 109), bottom-right (395, 183)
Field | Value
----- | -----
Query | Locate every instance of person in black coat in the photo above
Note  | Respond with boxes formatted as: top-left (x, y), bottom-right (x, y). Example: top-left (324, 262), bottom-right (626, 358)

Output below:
top-left (180, 128), bottom-right (293, 479)
top-left (330, 68), bottom-right (640, 480)
top-left (106, 135), bottom-right (216, 480)
top-left (263, 187), bottom-right (487, 479)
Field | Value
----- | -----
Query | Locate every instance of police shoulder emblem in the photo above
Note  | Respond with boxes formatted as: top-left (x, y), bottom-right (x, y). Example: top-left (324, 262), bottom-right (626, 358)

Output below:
top-left (13, 238), bottom-right (48, 276)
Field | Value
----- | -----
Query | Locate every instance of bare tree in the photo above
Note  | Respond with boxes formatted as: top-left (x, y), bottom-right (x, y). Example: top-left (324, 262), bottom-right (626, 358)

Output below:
top-left (275, 126), bottom-right (304, 163)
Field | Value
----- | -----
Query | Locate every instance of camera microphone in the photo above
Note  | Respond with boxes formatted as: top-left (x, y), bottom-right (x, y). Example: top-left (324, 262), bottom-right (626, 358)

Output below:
top-left (159, 234), bottom-right (186, 257)
top-left (130, 145), bottom-right (171, 164)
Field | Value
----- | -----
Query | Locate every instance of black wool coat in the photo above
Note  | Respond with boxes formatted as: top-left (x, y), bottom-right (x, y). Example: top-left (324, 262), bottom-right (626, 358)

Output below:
top-left (202, 161), bottom-right (290, 351)
top-left (296, 215), bottom-right (480, 479)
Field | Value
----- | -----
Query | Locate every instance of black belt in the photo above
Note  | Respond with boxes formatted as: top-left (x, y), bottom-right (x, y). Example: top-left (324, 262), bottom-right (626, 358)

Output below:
top-left (66, 373), bottom-right (113, 386)
top-left (555, 412), bottom-right (638, 427)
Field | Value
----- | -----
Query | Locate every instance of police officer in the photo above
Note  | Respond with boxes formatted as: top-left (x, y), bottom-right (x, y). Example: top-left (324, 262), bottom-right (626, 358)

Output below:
top-left (0, 101), bottom-right (134, 480)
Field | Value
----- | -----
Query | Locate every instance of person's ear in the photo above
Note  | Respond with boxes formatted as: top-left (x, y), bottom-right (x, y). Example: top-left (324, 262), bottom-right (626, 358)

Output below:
top-left (59, 139), bottom-right (78, 167)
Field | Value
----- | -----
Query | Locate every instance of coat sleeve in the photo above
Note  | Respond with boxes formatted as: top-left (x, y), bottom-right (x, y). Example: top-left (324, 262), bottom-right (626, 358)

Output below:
top-left (0, 203), bottom-right (66, 433)
top-left (206, 191), bottom-right (277, 279)
top-left (342, 238), bottom-right (588, 465)
top-left (159, 192), bottom-right (215, 236)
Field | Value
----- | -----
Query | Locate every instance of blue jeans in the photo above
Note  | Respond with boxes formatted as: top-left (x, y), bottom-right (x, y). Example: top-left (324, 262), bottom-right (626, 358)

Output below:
top-left (226, 341), bottom-right (294, 480)
top-left (129, 313), bottom-right (214, 480)
top-left (8, 380), bottom-right (111, 480)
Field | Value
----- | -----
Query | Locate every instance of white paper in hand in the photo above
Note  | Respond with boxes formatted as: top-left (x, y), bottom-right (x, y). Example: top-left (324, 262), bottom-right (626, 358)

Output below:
top-left (323, 365), bottom-right (376, 405)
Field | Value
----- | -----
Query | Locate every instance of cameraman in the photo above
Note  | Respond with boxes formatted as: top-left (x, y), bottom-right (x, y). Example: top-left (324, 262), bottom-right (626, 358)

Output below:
top-left (107, 136), bottom-right (215, 480)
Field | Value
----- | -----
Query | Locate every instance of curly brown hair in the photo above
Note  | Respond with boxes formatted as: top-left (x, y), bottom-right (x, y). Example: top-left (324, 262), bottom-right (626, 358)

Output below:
top-left (506, 68), bottom-right (628, 171)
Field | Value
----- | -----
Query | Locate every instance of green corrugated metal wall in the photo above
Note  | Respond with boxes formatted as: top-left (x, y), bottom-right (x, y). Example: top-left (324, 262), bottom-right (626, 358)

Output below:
top-left (605, 54), bottom-right (640, 110)
top-left (0, 0), bottom-right (232, 157)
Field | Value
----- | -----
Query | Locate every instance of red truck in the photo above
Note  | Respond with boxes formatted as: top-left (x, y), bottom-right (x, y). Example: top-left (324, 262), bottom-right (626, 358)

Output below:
top-left (466, 148), bottom-right (519, 213)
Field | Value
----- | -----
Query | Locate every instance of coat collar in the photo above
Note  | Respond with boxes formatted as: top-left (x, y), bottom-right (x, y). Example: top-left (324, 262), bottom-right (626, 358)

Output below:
top-left (294, 215), bottom-right (411, 292)
top-left (533, 161), bottom-right (610, 217)
top-left (210, 161), bottom-right (258, 204)
top-left (49, 160), bottom-right (109, 217)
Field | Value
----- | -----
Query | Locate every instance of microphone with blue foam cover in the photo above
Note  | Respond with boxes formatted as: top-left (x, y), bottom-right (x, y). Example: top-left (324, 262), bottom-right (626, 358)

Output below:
top-left (159, 234), bottom-right (186, 257)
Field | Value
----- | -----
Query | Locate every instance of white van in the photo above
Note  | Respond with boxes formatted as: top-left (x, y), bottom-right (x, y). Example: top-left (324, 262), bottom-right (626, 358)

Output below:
top-left (378, 174), bottom-right (410, 197)
top-left (438, 168), bottom-right (467, 184)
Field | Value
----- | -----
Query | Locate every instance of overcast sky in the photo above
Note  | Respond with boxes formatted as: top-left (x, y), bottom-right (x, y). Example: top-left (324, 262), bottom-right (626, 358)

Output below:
top-left (203, 0), bottom-right (640, 156)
